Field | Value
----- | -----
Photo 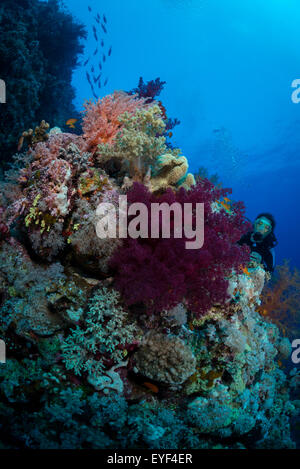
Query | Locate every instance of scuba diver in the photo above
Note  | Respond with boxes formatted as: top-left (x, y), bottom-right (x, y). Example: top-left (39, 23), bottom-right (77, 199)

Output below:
top-left (238, 213), bottom-right (278, 273)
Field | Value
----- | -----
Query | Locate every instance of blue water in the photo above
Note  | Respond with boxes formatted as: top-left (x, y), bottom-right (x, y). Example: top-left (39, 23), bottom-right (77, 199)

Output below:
top-left (64, 0), bottom-right (300, 270)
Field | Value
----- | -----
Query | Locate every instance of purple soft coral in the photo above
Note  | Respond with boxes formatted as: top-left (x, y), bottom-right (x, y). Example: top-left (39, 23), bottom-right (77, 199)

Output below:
top-left (129, 77), bottom-right (166, 102)
top-left (110, 181), bottom-right (251, 316)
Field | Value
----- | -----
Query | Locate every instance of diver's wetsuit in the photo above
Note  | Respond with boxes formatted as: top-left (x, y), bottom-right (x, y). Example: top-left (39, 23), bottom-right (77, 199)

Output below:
top-left (238, 231), bottom-right (277, 273)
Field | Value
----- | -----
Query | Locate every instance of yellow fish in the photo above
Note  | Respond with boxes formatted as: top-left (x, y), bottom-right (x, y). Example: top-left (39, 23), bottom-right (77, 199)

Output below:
top-left (220, 201), bottom-right (230, 211)
top-left (143, 382), bottom-right (159, 393)
top-left (17, 135), bottom-right (24, 152)
top-left (241, 266), bottom-right (251, 276)
top-left (66, 118), bottom-right (78, 129)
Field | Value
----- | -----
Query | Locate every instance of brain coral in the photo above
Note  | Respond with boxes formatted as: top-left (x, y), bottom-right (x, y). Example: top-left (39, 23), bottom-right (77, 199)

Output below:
top-left (133, 331), bottom-right (196, 385)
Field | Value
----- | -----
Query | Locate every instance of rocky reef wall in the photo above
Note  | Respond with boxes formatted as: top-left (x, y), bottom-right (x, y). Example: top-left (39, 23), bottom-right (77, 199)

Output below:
top-left (0, 90), bottom-right (298, 449)
top-left (0, 0), bottom-right (86, 164)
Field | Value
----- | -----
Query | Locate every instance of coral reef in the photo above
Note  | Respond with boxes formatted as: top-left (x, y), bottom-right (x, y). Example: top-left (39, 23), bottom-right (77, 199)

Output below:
top-left (110, 180), bottom-right (251, 315)
top-left (0, 0), bottom-right (86, 164)
top-left (0, 88), bottom-right (298, 449)
top-left (82, 91), bottom-right (145, 153)
top-left (61, 286), bottom-right (141, 379)
top-left (257, 260), bottom-right (300, 336)
top-left (129, 77), bottom-right (167, 103)
top-left (128, 77), bottom-right (181, 137)
top-left (151, 154), bottom-right (195, 193)
top-left (18, 120), bottom-right (50, 152)
top-left (133, 331), bottom-right (196, 386)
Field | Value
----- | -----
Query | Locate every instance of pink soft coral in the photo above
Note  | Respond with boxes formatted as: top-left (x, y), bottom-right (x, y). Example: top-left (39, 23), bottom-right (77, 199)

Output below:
top-left (82, 91), bottom-right (145, 153)
top-left (16, 137), bottom-right (75, 218)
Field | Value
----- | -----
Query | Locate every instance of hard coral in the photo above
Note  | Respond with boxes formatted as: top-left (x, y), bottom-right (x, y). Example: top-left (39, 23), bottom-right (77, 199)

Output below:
top-left (0, 85), bottom-right (299, 449)
top-left (150, 153), bottom-right (195, 193)
top-left (0, 240), bottom-right (65, 338)
top-left (185, 302), bottom-right (297, 448)
top-left (69, 196), bottom-right (121, 274)
top-left (88, 361), bottom-right (128, 394)
top-left (133, 331), bottom-right (196, 385)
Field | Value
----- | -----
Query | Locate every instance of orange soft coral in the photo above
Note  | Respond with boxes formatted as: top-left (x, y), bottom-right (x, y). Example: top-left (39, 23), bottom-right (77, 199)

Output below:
top-left (81, 91), bottom-right (146, 153)
top-left (257, 260), bottom-right (300, 336)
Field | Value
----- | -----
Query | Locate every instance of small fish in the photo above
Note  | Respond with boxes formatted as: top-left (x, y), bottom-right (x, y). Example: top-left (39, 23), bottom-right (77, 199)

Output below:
top-left (108, 46), bottom-right (112, 56)
top-left (93, 48), bottom-right (98, 56)
top-left (95, 73), bottom-right (102, 82)
top-left (91, 65), bottom-right (95, 73)
top-left (143, 382), bottom-right (159, 393)
top-left (101, 23), bottom-right (107, 34)
top-left (98, 79), bottom-right (102, 89)
top-left (219, 200), bottom-right (230, 211)
top-left (17, 136), bottom-right (24, 152)
top-left (103, 14), bottom-right (107, 24)
top-left (83, 57), bottom-right (90, 66)
top-left (104, 78), bottom-right (108, 86)
top-left (90, 82), bottom-right (97, 98)
top-left (101, 39), bottom-right (104, 48)
top-left (241, 266), bottom-right (251, 276)
top-left (223, 197), bottom-right (231, 203)
top-left (168, 131), bottom-right (173, 138)
top-left (88, 6), bottom-right (92, 12)
top-left (102, 53), bottom-right (106, 63)
top-left (92, 26), bottom-right (98, 40)
top-left (99, 62), bottom-right (102, 71)
top-left (95, 16), bottom-right (100, 24)
top-left (66, 118), bottom-right (78, 129)
top-left (86, 71), bottom-right (92, 85)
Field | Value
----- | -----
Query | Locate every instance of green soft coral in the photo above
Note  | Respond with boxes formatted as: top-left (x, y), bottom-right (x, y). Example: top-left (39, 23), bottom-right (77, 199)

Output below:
top-left (96, 104), bottom-right (176, 178)
top-left (61, 286), bottom-right (141, 377)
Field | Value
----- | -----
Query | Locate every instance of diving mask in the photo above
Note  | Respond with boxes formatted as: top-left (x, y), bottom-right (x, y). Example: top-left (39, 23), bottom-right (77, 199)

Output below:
top-left (253, 217), bottom-right (272, 238)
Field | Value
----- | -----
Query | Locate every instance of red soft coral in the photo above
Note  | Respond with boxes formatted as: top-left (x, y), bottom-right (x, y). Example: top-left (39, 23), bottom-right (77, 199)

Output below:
top-left (110, 180), bottom-right (251, 317)
top-left (82, 91), bottom-right (145, 153)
